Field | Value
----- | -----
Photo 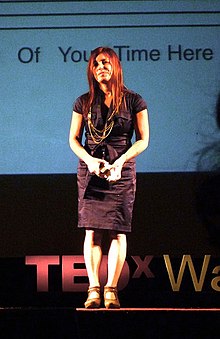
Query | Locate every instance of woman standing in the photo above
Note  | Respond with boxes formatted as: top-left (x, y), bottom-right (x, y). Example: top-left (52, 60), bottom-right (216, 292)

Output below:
top-left (69, 46), bottom-right (149, 308)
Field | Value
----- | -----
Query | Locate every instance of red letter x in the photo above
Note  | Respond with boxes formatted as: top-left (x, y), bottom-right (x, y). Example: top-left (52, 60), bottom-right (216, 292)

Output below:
top-left (131, 256), bottom-right (154, 278)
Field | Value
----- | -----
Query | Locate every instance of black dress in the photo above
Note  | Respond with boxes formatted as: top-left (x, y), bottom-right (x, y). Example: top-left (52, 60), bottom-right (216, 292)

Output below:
top-left (73, 88), bottom-right (147, 232)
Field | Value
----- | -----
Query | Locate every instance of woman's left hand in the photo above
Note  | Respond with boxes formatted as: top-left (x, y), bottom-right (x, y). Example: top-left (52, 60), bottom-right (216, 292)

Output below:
top-left (105, 155), bottom-right (126, 182)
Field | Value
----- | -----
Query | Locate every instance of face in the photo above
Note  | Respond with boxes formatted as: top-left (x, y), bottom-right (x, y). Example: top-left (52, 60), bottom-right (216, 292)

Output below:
top-left (92, 53), bottom-right (113, 84)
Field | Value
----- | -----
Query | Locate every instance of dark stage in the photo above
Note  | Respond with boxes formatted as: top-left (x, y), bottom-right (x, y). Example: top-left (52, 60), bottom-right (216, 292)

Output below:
top-left (0, 307), bottom-right (220, 339)
top-left (1, 173), bottom-right (220, 338)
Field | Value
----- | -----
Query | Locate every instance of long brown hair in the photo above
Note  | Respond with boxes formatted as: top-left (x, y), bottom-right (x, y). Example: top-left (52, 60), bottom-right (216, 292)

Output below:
top-left (84, 46), bottom-right (124, 115)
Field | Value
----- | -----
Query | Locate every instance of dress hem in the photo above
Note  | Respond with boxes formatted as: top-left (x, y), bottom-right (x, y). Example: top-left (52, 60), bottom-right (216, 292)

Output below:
top-left (78, 225), bottom-right (132, 233)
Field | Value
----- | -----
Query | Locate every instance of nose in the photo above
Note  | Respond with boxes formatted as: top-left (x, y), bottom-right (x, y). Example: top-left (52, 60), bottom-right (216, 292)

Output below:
top-left (97, 61), bottom-right (104, 70)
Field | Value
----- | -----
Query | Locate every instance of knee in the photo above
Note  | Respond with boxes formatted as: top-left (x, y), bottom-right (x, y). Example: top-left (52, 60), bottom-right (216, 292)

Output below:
top-left (109, 231), bottom-right (126, 243)
top-left (85, 229), bottom-right (103, 246)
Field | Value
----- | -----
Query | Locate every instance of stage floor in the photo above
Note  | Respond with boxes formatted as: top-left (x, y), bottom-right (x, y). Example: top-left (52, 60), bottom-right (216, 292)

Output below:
top-left (0, 307), bottom-right (219, 339)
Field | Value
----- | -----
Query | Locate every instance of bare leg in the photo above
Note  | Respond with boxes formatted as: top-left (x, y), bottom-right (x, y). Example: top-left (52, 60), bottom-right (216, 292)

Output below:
top-left (105, 232), bottom-right (127, 300)
top-left (83, 229), bottom-right (103, 299)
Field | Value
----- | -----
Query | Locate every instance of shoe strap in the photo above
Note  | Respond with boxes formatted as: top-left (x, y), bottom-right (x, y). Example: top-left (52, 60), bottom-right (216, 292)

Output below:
top-left (88, 286), bottom-right (100, 293)
top-left (104, 286), bottom-right (118, 295)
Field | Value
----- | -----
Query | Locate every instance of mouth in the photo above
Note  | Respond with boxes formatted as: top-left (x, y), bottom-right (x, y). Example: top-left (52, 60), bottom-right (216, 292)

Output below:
top-left (97, 71), bottom-right (109, 76)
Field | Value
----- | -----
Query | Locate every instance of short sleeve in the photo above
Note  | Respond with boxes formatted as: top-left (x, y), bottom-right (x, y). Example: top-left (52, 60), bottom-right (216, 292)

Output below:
top-left (73, 96), bottom-right (83, 114)
top-left (132, 93), bottom-right (147, 114)
top-left (73, 92), bottom-right (90, 114)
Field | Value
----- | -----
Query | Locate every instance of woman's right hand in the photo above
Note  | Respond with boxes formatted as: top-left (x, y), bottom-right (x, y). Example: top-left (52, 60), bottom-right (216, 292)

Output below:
top-left (86, 156), bottom-right (109, 176)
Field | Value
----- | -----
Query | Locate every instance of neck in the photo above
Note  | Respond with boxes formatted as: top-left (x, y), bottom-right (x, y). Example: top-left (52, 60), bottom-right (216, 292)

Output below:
top-left (99, 83), bottom-right (112, 97)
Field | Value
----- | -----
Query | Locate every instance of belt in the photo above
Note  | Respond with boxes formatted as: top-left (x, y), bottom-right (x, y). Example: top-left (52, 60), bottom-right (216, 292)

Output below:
top-left (86, 136), bottom-right (131, 163)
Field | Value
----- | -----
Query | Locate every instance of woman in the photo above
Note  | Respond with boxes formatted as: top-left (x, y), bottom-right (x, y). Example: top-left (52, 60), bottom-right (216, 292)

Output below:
top-left (69, 46), bottom-right (149, 308)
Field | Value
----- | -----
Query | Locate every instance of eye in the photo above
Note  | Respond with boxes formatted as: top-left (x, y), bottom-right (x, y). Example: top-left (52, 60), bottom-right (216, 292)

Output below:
top-left (93, 61), bottom-right (98, 67)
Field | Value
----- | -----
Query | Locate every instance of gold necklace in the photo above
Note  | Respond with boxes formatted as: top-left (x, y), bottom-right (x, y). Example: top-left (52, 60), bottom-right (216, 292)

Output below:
top-left (88, 97), bottom-right (122, 144)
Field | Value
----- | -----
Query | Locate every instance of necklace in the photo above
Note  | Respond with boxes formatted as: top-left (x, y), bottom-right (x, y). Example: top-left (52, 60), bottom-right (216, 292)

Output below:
top-left (88, 96), bottom-right (122, 144)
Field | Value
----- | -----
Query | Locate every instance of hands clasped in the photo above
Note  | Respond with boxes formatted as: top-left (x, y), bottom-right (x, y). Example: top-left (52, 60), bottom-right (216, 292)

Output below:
top-left (87, 156), bottom-right (126, 182)
top-left (99, 162), bottom-right (122, 182)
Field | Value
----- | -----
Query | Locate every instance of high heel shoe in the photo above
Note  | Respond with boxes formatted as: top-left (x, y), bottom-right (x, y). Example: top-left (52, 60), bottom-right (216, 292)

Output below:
top-left (104, 286), bottom-right (120, 309)
top-left (84, 286), bottom-right (101, 309)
